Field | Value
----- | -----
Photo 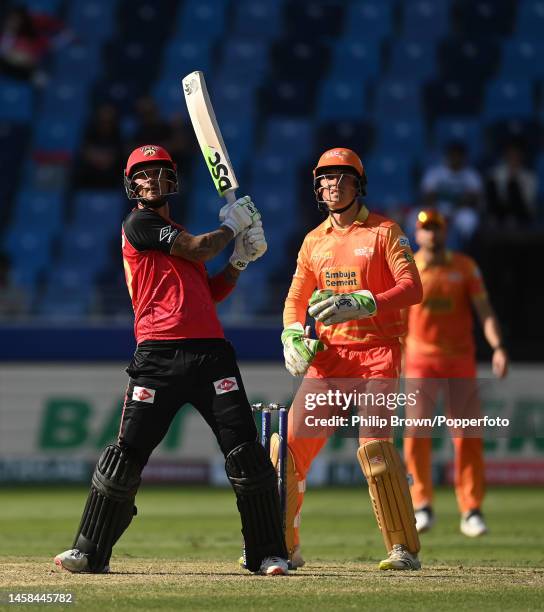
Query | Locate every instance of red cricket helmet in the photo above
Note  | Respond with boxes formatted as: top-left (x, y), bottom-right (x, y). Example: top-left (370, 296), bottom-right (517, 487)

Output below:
top-left (125, 144), bottom-right (177, 177)
top-left (124, 145), bottom-right (178, 201)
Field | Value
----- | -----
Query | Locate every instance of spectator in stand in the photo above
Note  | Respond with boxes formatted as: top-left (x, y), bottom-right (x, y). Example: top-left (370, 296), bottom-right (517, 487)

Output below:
top-left (485, 140), bottom-right (538, 229)
top-left (0, 252), bottom-right (28, 319)
top-left (420, 141), bottom-right (483, 252)
top-left (130, 96), bottom-right (170, 150)
top-left (0, 5), bottom-right (70, 84)
top-left (73, 103), bottom-right (124, 189)
top-left (163, 112), bottom-right (195, 175)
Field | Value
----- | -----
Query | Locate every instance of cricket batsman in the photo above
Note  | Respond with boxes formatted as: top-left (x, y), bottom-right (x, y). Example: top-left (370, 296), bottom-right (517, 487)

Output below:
top-left (404, 209), bottom-right (508, 537)
top-left (279, 148), bottom-right (423, 570)
top-left (54, 144), bottom-right (289, 576)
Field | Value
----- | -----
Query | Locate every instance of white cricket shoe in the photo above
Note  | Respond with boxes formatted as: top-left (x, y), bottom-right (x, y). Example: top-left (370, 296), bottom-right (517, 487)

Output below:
top-left (379, 544), bottom-right (421, 570)
top-left (460, 510), bottom-right (488, 537)
top-left (54, 549), bottom-right (110, 574)
top-left (259, 556), bottom-right (289, 576)
top-left (415, 506), bottom-right (435, 533)
top-left (289, 545), bottom-right (305, 569)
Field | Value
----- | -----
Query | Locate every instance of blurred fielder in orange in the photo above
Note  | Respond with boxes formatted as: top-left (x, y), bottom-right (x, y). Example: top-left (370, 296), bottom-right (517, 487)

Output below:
top-left (404, 209), bottom-right (508, 537)
top-left (279, 148), bottom-right (423, 570)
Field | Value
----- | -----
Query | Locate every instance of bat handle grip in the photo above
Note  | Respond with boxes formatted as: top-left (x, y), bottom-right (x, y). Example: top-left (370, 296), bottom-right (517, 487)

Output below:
top-left (225, 191), bottom-right (237, 205)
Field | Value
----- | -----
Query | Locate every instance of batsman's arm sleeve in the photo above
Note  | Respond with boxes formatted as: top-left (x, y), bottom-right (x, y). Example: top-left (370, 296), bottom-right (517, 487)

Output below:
top-left (283, 236), bottom-right (317, 327)
top-left (123, 209), bottom-right (180, 253)
top-left (208, 267), bottom-right (237, 303)
top-left (375, 224), bottom-right (423, 313)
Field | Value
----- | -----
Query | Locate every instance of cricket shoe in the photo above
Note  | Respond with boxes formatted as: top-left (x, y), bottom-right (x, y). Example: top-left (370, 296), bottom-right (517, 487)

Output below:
top-left (415, 506), bottom-right (435, 533)
top-left (289, 545), bottom-right (305, 570)
top-left (460, 510), bottom-right (488, 537)
top-left (54, 549), bottom-right (110, 574)
top-left (259, 556), bottom-right (289, 576)
top-left (379, 544), bottom-right (421, 570)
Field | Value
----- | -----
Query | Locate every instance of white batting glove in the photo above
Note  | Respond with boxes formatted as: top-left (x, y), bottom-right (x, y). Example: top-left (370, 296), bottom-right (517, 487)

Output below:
top-left (229, 220), bottom-right (267, 271)
top-left (219, 195), bottom-right (261, 236)
top-left (308, 289), bottom-right (377, 326)
top-left (243, 220), bottom-right (267, 261)
top-left (281, 322), bottom-right (326, 377)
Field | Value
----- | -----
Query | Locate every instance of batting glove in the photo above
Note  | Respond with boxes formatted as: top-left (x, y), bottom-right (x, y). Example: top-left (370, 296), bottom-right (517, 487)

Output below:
top-left (281, 322), bottom-right (327, 377)
top-left (308, 289), bottom-right (377, 326)
top-left (229, 220), bottom-right (267, 271)
top-left (219, 195), bottom-right (261, 236)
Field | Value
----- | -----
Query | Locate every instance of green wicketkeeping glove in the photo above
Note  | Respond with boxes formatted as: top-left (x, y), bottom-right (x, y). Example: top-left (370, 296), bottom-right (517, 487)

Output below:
top-left (308, 289), bottom-right (377, 326)
top-left (281, 322), bottom-right (326, 377)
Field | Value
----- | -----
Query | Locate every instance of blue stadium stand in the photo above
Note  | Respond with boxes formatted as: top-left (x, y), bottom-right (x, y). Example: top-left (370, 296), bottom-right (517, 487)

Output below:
top-left (500, 40), bottom-right (544, 79)
top-left (3, 228), bottom-right (54, 282)
top-left (0, 77), bottom-right (33, 122)
top-left (32, 117), bottom-right (83, 153)
top-left (17, 0), bottom-right (62, 14)
top-left (401, 0), bottom-right (451, 41)
top-left (373, 119), bottom-right (426, 160)
top-left (261, 118), bottom-right (315, 162)
top-left (316, 78), bottom-right (367, 120)
top-left (483, 78), bottom-right (534, 121)
top-left (373, 79), bottom-right (423, 119)
top-left (455, 0), bottom-right (516, 37)
top-left (67, 0), bottom-right (116, 42)
top-left (71, 191), bottom-right (126, 233)
top-left (282, 0), bottom-right (346, 39)
top-left (175, 0), bottom-right (229, 42)
top-left (514, 0), bottom-right (544, 40)
top-left (425, 79), bottom-right (484, 117)
top-left (439, 37), bottom-right (501, 80)
top-left (433, 117), bottom-right (483, 160)
top-left (344, 1), bottom-right (394, 40)
top-left (217, 39), bottom-right (269, 86)
top-left (316, 119), bottom-right (374, 157)
top-left (10, 190), bottom-right (64, 235)
top-left (328, 40), bottom-right (383, 80)
top-left (259, 78), bottom-right (316, 116)
top-left (231, 0), bottom-right (283, 39)
top-left (388, 39), bottom-right (438, 81)
top-left (364, 155), bottom-right (414, 209)
top-left (160, 40), bottom-right (212, 82)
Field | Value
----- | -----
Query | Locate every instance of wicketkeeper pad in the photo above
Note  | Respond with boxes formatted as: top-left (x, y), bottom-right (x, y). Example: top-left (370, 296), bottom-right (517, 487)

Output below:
top-left (226, 441), bottom-right (288, 572)
top-left (73, 445), bottom-right (141, 572)
top-left (270, 433), bottom-right (299, 556)
top-left (357, 440), bottom-right (420, 554)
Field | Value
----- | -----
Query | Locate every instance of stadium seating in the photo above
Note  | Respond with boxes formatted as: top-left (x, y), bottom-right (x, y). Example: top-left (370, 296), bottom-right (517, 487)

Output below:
top-left (1, 0), bottom-right (543, 325)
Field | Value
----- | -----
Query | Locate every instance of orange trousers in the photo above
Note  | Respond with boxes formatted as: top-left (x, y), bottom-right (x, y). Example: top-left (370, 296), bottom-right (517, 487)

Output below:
top-left (287, 343), bottom-right (402, 546)
top-left (403, 353), bottom-right (484, 514)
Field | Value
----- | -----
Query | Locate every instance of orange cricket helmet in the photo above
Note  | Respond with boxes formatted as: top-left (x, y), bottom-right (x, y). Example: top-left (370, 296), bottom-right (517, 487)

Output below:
top-left (313, 148), bottom-right (368, 207)
top-left (416, 208), bottom-right (447, 229)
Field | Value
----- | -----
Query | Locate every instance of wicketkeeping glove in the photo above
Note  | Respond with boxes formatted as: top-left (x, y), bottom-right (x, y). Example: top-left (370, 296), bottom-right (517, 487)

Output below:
top-left (229, 220), bottom-right (267, 271)
top-left (308, 289), bottom-right (377, 326)
top-left (281, 322), bottom-right (327, 377)
top-left (219, 195), bottom-right (261, 236)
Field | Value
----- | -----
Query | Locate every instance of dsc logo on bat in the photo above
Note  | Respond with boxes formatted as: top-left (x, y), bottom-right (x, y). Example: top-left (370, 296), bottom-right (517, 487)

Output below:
top-left (207, 147), bottom-right (232, 194)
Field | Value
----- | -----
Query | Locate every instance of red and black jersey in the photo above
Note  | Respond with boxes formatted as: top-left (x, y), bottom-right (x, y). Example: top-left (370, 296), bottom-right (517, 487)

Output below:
top-left (121, 207), bottom-right (224, 344)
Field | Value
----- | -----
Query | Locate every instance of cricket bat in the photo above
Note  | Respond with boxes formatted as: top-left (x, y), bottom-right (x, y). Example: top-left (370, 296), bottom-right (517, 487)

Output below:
top-left (182, 70), bottom-right (238, 205)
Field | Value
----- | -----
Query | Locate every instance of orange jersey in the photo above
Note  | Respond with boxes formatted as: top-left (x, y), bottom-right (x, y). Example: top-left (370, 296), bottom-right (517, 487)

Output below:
top-left (284, 206), bottom-right (422, 347)
top-left (406, 251), bottom-right (487, 358)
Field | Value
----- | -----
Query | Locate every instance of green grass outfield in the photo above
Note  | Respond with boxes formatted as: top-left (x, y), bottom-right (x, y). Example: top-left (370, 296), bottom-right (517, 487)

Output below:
top-left (1, 486), bottom-right (543, 611)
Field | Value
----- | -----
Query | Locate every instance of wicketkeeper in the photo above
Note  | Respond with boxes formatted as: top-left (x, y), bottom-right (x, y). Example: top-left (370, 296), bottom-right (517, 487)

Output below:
top-left (54, 144), bottom-right (289, 576)
top-left (279, 148), bottom-right (423, 570)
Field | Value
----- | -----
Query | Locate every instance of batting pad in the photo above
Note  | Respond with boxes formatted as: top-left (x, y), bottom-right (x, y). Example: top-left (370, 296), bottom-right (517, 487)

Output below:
top-left (270, 433), bottom-right (299, 556)
top-left (357, 440), bottom-right (420, 554)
